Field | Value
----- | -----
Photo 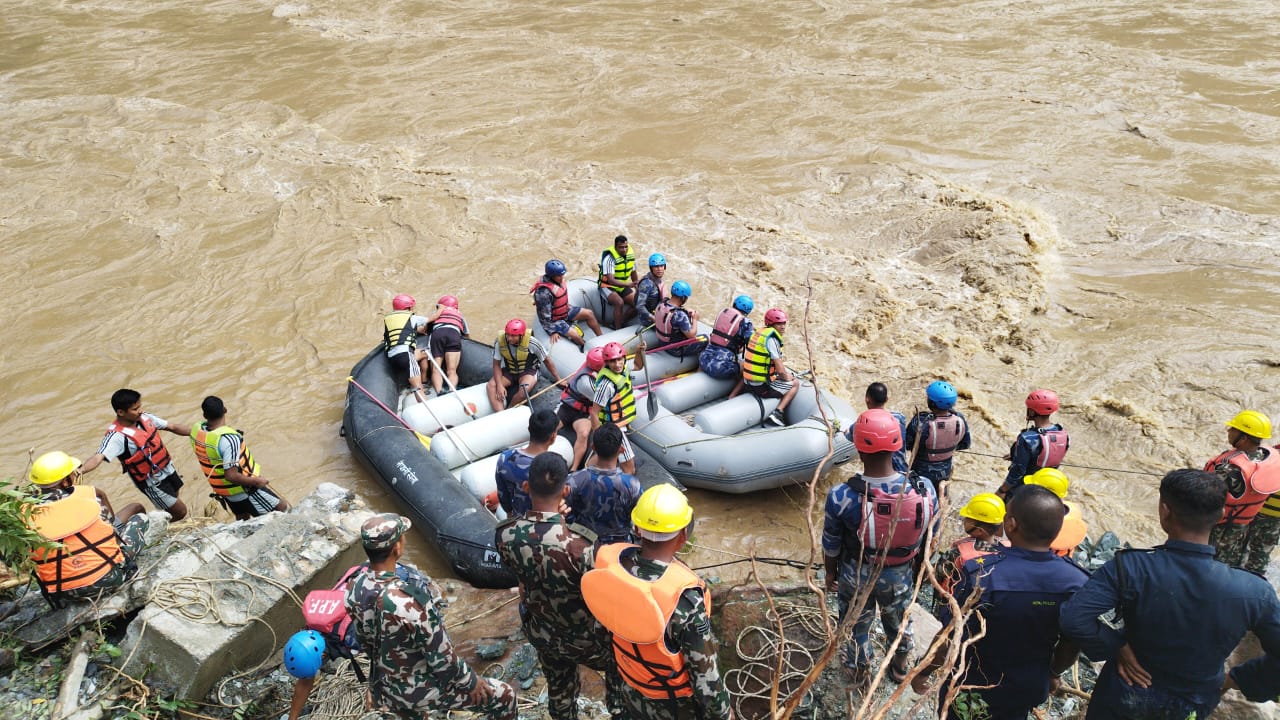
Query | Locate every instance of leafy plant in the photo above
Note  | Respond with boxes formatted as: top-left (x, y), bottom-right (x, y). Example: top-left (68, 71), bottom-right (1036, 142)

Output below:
top-left (0, 478), bottom-right (59, 577)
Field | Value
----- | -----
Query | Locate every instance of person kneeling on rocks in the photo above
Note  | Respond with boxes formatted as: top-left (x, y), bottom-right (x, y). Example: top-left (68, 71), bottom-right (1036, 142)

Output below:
top-left (26, 451), bottom-right (149, 608)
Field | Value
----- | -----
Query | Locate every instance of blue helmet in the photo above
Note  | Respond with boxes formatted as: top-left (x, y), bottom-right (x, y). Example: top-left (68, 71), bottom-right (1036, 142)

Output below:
top-left (926, 380), bottom-right (958, 410)
top-left (648, 252), bottom-right (666, 267)
top-left (283, 630), bottom-right (325, 679)
top-left (544, 259), bottom-right (567, 277)
top-left (671, 280), bottom-right (692, 298)
top-left (733, 295), bottom-right (754, 314)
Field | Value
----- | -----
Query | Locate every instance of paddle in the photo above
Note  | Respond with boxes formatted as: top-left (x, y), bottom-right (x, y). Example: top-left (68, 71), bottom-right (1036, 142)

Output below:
top-left (347, 376), bottom-right (432, 450)
top-left (640, 344), bottom-right (657, 420)
top-left (638, 334), bottom-right (707, 357)
top-left (424, 353), bottom-right (478, 418)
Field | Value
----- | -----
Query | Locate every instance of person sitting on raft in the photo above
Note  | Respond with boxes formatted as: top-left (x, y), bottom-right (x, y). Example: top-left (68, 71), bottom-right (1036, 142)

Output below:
top-left (653, 280), bottom-right (705, 358)
top-left (634, 253), bottom-right (667, 327)
top-left (590, 340), bottom-right (645, 475)
top-left (698, 295), bottom-right (754, 380)
top-left (728, 308), bottom-right (798, 428)
top-left (598, 234), bottom-right (638, 330)
top-left (531, 259), bottom-right (603, 348)
top-left (487, 318), bottom-right (563, 413)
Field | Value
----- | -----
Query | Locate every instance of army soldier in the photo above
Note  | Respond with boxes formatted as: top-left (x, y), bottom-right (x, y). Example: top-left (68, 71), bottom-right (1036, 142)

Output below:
top-left (495, 453), bottom-right (622, 720)
top-left (582, 485), bottom-right (731, 720)
top-left (345, 514), bottom-right (516, 720)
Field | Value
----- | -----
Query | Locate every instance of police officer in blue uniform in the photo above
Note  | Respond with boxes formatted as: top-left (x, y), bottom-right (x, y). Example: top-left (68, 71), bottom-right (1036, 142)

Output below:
top-left (1059, 468), bottom-right (1280, 720)
top-left (912, 485), bottom-right (1089, 719)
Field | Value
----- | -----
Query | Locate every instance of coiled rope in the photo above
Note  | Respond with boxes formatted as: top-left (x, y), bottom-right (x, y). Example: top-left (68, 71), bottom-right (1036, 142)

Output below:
top-left (723, 601), bottom-right (832, 719)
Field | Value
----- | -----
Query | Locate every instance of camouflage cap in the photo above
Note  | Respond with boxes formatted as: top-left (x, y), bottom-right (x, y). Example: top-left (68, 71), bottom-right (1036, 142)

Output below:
top-left (361, 513), bottom-right (412, 550)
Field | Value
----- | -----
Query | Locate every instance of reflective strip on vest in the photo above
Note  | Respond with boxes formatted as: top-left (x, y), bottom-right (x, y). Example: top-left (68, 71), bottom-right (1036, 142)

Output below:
top-left (741, 327), bottom-right (781, 384)
top-left (581, 544), bottom-right (709, 700)
top-left (653, 302), bottom-right (677, 344)
top-left (1208, 448), bottom-right (1280, 525)
top-left (499, 332), bottom-right (537, 374)
top-left (1034, 428), bottom-right (1069, 468)
top-left (599, 248), bottom-right (636, 291)
top-left (190, 424), bottom-right (259, 497)
top-left (845, 475), bottom-right (931, 566)
top-left (923, 414), bottom-right (966, 462)
top-left (708, 308), bottom-right (744, 350)
top-left (108, 417), bottom-right (172, 486)
top-left (383, 310), bottom-right (417, 351)
top-left (530, 279), bottom-right (570, 322)
top-left (939, 537), bottom-right (997, 594)
top-left (560, 366), bottom-right (596, 413)
top-left (434, 307), bottom-right (466, 333)
top-left (596, 368), bottom-right (636, 426)
top-left (30, 486), bottom-right (125, 595)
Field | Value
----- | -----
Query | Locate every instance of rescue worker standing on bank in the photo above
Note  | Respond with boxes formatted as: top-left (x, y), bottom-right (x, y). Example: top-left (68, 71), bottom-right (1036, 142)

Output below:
top-left (496, 453), bottom-right (623, 720)
top-left (1060, 468), bottom-right (1280, 720)
top-left (1024, 468), bottom-right (1088, 558)
top-left (634, 253), bottom-right (667, 328)
top-left (590, 340), bottom-right (645, 475)
top-left (79, 388), bottom-right (193, 521)
top-left (932, 492), bottom-right (1005, 614)
top-left (582, 485), bottom-right (731, 720)
top-left (998, 389), bottom-right (1069, 498)
top-left (861, 382), bottom-right (910, 474)
top-left (728, 308), bottom-right (798, 428)
top-left (653, 280), bottom-right (705, 358)
top-left (823, 409), bottom-right (938, 689)
top-left (598, 234), bottom-right (639, 330)
top-left (532, 259), bottom-right (603, 348)
top-left (26, 451), bottom-right (149, 606)
top-left (566, 424), bottom-right (642, 545)
top-left (1204, 410), bottom-right (1280, 572)
top-left (487, 318), bottom-right (563, 413)
top-left (904, 380), bottom-right (971, 493)
top-left (495, 409), bottom-right (561, 518)
top-left (189, 396), bottom-right (288, 521)
top-left (698, 295), bottom-right (754, 381)
top-left (913, 486), bottom-right (1089, 719)
top-left (346, 514), bottom-right (517, 720)
top-left (381, 294), bottom-right (430, 403)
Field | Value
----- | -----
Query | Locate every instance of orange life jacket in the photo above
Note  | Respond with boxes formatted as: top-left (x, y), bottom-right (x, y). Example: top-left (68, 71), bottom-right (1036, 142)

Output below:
top-left (30, 486), bottom-right (126, 596)
top-left (938, 536), bottom-right (998, 595)
top-left (581, 544), bottom-right (709, 700)
top-left (190, 424), bottom-right (259, 498)
top-left (1052, 501), bottom-right (1088, 557)
top-left (1206, 448), bottom-right (1280, 525)
top-left (530, 278), bottom-right (570, 321)
top-left (107, 416), bottom-right (173, 486)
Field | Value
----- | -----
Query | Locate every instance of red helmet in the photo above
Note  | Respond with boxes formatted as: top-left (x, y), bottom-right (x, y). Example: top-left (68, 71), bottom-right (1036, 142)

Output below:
top-left (505, 318), bottom-right (527, 336)
top-left (1025, 389), bottom-right (1059, 415)
top-left (764, 308), bottom-right (788, 325)
top-left (852, 409), bottom-right (903, 453)
top-left (392, 294), bottom-right (415, 311)
top-left (586, 347), bottom-right (606, 371)
top-left (437, 295), bottom-right (459, 309)
top-left (601, 342), bottom-right (626, 362)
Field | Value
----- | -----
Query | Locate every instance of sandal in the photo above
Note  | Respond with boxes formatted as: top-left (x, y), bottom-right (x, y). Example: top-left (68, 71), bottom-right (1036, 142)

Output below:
top-left (886, 653), bottom-right (912, 684)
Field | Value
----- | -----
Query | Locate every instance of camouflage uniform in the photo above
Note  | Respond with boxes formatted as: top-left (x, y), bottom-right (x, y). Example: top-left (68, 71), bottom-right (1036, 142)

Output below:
top-left (495, 448), bottom-right (537, 517)
top-left (1208, 447), bottom-right (1269, 568)
top-left (345, 567), bottom-right (516, 720)
top-left (566, 466), bottom-right (642, 545)
top-left (1243, 513), bottom-right (1280, 576)
top-left (612, 550), bottom-right (731, 720)
top-left (495, 511), bottom-right (622, 720)
top-left (931, 537), bottom-right (1001, 615)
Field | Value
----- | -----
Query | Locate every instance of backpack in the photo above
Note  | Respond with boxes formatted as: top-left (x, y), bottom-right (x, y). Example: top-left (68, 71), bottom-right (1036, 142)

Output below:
top-left (301, 564), bottom-right (366, 681)
top-left (846, 474), bottom-right (932, 566)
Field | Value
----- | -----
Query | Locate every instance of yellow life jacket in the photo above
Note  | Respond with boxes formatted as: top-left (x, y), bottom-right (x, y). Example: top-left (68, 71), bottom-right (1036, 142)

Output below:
top-left (383, 310), bottom-right (417, 352)
top-left (598, 247), bottom-right (636, 292)
top-left (30, 486), bottom-right (125, 596)
top-left (581, 544), bottom-right (709, 700)
top-left (189, 424), bottom-right (260, 497)
top-left (498, 331), bottom-right (538, 374)
top-left (595, 366), bottom-right (636, 426)
top-left (741, 327), bottom-right (782, 384)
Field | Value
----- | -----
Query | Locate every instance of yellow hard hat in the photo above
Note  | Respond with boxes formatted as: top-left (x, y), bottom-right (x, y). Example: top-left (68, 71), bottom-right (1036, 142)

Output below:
top-left (1226, 410), bottom-right (1272, 440)
top-left (30, 451), bottom-right (80, 486)
top-left (631, 484), bottom-right (693, 539)
top-left (1024, 467), bottom-right (1070, 499)
top-left (958, 493), bottom-right (1006, 525)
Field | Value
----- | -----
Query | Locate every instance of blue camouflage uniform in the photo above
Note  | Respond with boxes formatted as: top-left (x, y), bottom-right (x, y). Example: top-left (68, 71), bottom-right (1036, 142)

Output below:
top-left (566, 466), bottom-right (642, 545)
top-left (904, 410), bottom-right (971, 484)
top-left (635, 274), bottom-right (664, 326)
top-left (1003, 424), bottom-right (1066, 490)
top-left (822, 472), bottom-right (938, 672)
top-left (940, 546), bottom-right (1089, 719)
top-left (495, 447), bottom-right (537, 517)
top-left (698, 318), bottom-right (753, 380)
top-left (1060, 541), bottom-right (1280, 719)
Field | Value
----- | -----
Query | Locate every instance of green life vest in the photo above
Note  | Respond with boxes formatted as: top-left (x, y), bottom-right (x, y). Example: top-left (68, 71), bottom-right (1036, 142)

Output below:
top-left (189, 424), bottom-right (259, 497)
top-left (741, 327), bottom-right (782, 384)
top-left (598, 247), bottom-right (636, 292)
top-left (595, 367), bottom-right (636, 426)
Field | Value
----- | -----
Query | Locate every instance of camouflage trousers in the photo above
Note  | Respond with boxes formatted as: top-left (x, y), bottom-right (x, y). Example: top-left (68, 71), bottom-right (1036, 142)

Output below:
top-left (1209, 517), bottom-right (1280, 574)
top-left (838, 561), bottom-right (914, 671)
top-left (529, 632), bottom-right (624, 720)
top-left (614, 682), bottom-right (703, 720)
top-left (62, 515), bottom-right (149, 601)
top-left (381, 678), bottom-right (517, 720)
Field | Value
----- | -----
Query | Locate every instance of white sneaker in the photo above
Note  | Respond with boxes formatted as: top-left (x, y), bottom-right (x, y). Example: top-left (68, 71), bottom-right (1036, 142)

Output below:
top-left (766, 410), bottom-right (786, 427)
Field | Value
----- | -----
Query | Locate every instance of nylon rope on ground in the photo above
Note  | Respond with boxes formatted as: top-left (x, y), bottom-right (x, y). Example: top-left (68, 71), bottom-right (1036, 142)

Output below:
top-left (723, 601), bottom-right (826, 719)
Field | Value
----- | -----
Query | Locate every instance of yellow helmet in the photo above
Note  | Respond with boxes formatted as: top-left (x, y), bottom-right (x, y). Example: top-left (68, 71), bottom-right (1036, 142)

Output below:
top-left (958, 493), bottom-right (1006, 525)
top-left (1024, 467), bottom-right (1070, 499)
top-left (30, 451), bottom-right (80, 486)
top-left (631, 484), bottom-right (693, 540)
top-left (1226, 410), bottom-right (1272, 440)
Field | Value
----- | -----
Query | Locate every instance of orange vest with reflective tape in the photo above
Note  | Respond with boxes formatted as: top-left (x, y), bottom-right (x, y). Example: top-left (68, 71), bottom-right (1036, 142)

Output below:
top-left (1052, 501), bottom-right (1088, 557)
top-left (30, 486), bottom-right (125, 595)
top-left (1206, 448), bottom-right (1280, 525)
top-left (190, 424), bottom-right (259, 497)
top-left (581, 544), bottom-right (709, 700)
top-left (107, 416), bottom-right (173, 486)
top-left (939, 537), bottom-right (998, 595)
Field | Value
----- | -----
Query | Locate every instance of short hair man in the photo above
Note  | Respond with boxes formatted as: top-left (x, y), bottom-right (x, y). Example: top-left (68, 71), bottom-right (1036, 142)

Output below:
top-left (189, 395), bottom-right (289, 520)
top-left (861, 381), bottom-right (909, 474)
top-left (566, 424), bottom-right (642, 545)
top-left (495, 409), bottom-right (560, 517)
top-left (1060, 469), bottom-right (1280, 719)
top-left (345, 514), bottom-right (516, 720)
top-left (598, 234), bottom-right (639, 330)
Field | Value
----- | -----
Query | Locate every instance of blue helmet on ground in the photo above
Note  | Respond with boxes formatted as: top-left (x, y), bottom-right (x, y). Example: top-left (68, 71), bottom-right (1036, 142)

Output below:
top-left (544, 259), bottom-right (567, 277)
top-left (283, 629), bottom-right (325, 679)
top-left (733, 295), bottom-right (754, 314)
top-left (926, 380), bottom-right (958, 410)
top-left (671, 280), bottom-right (692, 298)
top-left (648, 252), bottom-right (666, 267)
